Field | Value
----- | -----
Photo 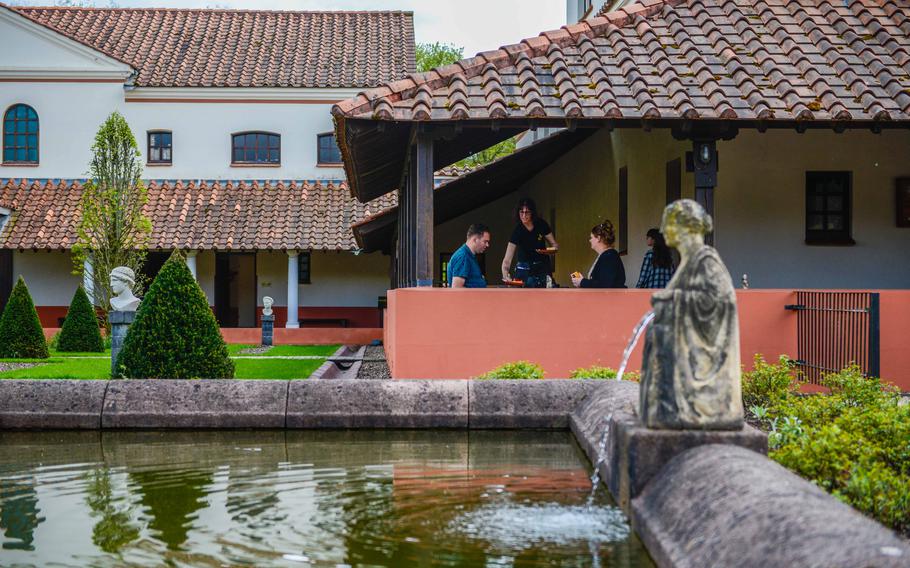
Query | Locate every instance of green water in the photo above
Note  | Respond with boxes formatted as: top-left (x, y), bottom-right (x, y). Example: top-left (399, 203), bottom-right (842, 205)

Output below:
top-left (0, 430), bottom-right (653, 567)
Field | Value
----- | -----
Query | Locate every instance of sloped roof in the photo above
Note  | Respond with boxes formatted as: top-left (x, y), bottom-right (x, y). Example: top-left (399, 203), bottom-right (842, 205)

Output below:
top-left (0, 179), bottom-right (396, 251)
top-left (333, 0), bottom-right (910, 201)
top-left (10, 6), bottom-right (415, 88)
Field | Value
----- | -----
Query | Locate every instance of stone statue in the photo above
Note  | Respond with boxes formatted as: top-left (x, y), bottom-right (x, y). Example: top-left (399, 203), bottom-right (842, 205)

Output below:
top-left (109, 266), bottom-right (140, 312)
top-left (262, 296), bottom-right (274, 316)
top-left (639, 199), bottom-right (744, 430)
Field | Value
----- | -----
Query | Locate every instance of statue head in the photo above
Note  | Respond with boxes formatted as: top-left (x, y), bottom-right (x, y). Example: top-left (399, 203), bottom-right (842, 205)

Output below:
top-left (262, 296), bottom-right (274, 316)
top-left (660, 199), bottom-right (714, 249)
top-left (110, 266), bottom-right (136, 297)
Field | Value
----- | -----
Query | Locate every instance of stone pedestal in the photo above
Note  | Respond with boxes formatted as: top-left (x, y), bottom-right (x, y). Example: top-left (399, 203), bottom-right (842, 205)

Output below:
top-left (261, 314), bottom-right (274, 346)
top-left (610, 414), bottom-right (767, 512)
top-left (109, 310), bottom-right (135, 378)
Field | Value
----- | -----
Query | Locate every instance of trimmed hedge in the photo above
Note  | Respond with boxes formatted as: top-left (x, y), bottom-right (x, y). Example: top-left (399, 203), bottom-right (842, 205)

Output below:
top-left (0, 276), bottom-right (49, 359)
top-left (57, 285), bottom-right (104, 352)
top-left (477, 360), bottom-right (545, 379)
top-left (118, 251), bottom-right (234, 379)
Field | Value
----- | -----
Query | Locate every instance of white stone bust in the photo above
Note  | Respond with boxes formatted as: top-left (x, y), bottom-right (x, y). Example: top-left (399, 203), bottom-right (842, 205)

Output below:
top-left (110, 266), bottom-right (140, 312)
top-left (262, 296), bottom-right (274, 316)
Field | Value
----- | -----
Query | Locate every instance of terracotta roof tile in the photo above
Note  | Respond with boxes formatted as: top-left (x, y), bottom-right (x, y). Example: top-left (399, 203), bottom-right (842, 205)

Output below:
top-left (10, 6), bottom-right (415, 88)
top-left (333, 0), bottom-right (910, 122)
top-left (0, 179), bottom-right (396, 251)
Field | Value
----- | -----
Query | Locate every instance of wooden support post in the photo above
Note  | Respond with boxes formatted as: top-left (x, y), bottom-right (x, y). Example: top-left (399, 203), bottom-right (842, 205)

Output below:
top-left (692, 140), bottom-right (718, 246)
top-left (414, 132), bottom-right (434, 286)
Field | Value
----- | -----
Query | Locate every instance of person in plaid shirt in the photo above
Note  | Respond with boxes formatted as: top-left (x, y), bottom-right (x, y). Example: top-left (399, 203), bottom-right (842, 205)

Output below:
top-left (635, 228), bottom-right (675, 288)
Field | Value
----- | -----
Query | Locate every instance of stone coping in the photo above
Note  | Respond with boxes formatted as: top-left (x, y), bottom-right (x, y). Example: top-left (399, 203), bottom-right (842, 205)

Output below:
top-left (0, 378), bottom-right (606, 430)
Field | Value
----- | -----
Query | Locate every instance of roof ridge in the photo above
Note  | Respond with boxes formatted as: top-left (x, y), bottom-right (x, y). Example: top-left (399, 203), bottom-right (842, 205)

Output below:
top-left (15, 6), bottom-right (414, 15)
top-left (332, 0), bottom-right (684, 119)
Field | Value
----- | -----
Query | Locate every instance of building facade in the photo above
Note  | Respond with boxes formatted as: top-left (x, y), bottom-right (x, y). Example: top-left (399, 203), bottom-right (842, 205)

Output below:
top-left (0, 5), bottom-right (411, 327)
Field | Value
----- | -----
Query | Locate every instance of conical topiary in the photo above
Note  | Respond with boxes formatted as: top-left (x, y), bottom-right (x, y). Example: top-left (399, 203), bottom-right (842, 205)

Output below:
top-left (118, 251), bottom-right (234, 379)
top-left (57, 285), bottom-right (104, 352)
top-left (0, 276), bottom-right (49, 359)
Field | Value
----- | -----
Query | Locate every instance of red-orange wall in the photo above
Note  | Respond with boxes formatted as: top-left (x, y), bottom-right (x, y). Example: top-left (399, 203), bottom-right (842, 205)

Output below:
top-left (384, 289), bottom-right (910, 390)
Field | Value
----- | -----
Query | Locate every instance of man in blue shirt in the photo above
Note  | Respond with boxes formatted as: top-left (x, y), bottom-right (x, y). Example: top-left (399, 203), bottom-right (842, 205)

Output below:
top-left (448, 223), bottom-right (491, 288)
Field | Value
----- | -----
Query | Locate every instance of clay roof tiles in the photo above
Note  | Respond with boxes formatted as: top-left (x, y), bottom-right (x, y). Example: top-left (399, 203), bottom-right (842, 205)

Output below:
top-left (333, 0), bottom-right (910, 123)
top-left (10, 6), bottom-right (415, 88)
top-left (0, 179), bottom-right (397, 251)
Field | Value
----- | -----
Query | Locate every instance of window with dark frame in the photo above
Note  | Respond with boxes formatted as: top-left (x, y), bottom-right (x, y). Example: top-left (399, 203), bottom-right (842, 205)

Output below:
top-left (806, 171), bottom-right (853, 245)
top-left (147, 131), bottom-right (172, 164)
top-left (298, 251), bottom-right (311, 284)
top-left (3, 104), bottom-right (39, 164)
top-left (232, 132), bottom-right (280, 165)
top-left (618, 166), bottom-right (629, 254)
top-left (317, 132), bottom-right (342, 165)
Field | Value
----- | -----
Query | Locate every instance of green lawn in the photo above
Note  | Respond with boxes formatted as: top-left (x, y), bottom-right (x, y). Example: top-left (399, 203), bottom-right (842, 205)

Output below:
top-left (0, 344), bottom-right (336, 379)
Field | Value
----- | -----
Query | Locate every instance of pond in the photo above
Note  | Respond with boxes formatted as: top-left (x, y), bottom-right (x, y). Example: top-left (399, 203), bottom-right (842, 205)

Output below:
top-left (0, 430), bottom-right (653, 567)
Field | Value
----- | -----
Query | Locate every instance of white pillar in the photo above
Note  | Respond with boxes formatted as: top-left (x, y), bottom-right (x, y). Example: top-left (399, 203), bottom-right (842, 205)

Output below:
top-left (82, 256), bottom-right (94, 305)
top-left (286, 250), bottom-right (299, 328)
top-left (186, 250), bottom-right (198, 280)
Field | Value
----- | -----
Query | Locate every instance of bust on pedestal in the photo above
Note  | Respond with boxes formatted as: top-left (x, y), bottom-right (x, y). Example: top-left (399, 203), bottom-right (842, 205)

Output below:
top-left (261, 296), bottom-right (275, 346)
top-left (109, 266), bottom-right (140, 377)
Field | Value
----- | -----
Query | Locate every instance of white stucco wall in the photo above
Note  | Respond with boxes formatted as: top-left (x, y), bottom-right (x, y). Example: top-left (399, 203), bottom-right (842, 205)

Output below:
top-left (12, 251), bottom-right (81, 305)
top-left (256, 251), bottom-right (389, 307)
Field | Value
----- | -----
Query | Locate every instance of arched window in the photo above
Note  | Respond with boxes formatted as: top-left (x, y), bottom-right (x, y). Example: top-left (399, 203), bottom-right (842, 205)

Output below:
top-left (231, 131), bottom-right (280, 165)
top-left (3, 104), bottom-right (39, 164)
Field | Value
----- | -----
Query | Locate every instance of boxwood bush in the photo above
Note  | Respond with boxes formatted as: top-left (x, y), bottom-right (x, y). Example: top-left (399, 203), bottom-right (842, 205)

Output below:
top-left (0, 276), bottom-right (49, 359)
top-left (744, 358), bottom-right (909, 536)
top-left (57, 285), bottom-right (104, 352)
top-left (118, 251), bottom-right (234, 379)
top-left (477, 361), bottom-right (545, 380)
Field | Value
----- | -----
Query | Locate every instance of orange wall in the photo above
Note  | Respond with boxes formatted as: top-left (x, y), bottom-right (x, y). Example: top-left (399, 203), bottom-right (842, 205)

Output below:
top-left (879, 291), bottom-right (910, 387)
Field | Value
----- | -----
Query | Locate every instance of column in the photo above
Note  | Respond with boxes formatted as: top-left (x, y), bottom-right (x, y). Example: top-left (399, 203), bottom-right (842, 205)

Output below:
top-left (286, 251), bottom-right (299, 328)
top-left (186, 250), bottom-right (198, 280)
top-left (83, 256), bottom-right (94, 305)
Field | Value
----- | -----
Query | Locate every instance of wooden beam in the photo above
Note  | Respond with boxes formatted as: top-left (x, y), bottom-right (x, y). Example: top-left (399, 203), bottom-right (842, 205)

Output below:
top-left (414, 132), bottom-right (434, 286)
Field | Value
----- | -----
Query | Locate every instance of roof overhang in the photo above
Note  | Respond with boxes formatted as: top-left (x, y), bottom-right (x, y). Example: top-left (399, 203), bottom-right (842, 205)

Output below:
top-left (352, 128), bottom-right (596, 253)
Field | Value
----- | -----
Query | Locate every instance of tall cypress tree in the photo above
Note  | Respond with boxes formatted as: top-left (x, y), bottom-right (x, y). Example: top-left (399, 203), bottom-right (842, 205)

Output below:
top-left (0, 277), bottom-right (49, 359)
top-left (118, 251), bottom-right (233, 379)
top-left (57, 285), bottom-right (104, 352)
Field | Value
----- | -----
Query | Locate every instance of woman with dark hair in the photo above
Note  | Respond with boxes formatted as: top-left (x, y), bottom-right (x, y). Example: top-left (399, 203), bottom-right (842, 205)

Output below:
top-left (501, 197), bottom-right (558, 287)
top-left (570, 219), bottom-right (626, 288)
top-left (635, 228), bottom-right (676, 288)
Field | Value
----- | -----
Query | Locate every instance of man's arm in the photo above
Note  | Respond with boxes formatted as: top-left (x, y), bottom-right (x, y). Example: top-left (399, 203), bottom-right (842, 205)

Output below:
top-left (452, 276), bottom-right (467, 288)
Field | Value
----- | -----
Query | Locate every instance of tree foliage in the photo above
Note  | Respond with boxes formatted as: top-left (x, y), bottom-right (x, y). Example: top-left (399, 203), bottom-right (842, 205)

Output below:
top-left (0, 277), bottom-right (49, 359)
top-left (72, 112), bottom-right (152, 316)
top-left (57, 285), bottom-right (104, 352)
top-left (415, 42), bottom-right (463, 73)
top-left (454, 137), bottom-right (518, 169)
top-left (118, 251), bottom-right (234, 379)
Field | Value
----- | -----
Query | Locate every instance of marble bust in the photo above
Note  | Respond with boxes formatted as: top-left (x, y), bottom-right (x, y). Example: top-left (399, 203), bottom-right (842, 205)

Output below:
top-left (639, 199), bottom-right (744, 430)
top-left (109, 266), bottom-right (141, 312)
top-left (262, 296), bottom-right (274, 316)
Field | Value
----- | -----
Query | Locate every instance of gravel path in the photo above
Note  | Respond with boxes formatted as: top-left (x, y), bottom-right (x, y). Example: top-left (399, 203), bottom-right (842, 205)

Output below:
top-left (0, 362), bottom-right (38, 373)
top-left (237, 345), bottom-right (273, 355)
top-left (357, 345), bottom-right (390, 380)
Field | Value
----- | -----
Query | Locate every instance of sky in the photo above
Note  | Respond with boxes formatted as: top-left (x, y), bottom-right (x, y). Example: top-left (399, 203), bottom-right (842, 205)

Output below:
top-left (8, 0), bottom-right (567, 59)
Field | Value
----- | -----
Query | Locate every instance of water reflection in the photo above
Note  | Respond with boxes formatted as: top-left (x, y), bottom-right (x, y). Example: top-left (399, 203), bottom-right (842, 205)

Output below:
top-left (0, 430), bottom-right (653, 567)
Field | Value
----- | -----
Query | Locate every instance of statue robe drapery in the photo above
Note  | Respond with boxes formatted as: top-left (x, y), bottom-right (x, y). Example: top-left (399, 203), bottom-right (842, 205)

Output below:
top-left (639, 245), bottom-right (744, 430)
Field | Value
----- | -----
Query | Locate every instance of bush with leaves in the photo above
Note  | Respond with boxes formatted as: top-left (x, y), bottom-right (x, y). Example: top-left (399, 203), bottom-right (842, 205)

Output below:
top-left (570, 365), bottom-right (617, 379)
top-left (57, 285), bottom-right (104, 352)
top-left (477, 361), bottom-right (545, 380)
top-left (0, 277), bottom-right (49, 359)
top-left (747, 359), bottom-right (910, 536)
top-left (741, 354), bottom-right (798, 409)
top-left (117, 252), bottom-right (233, 379)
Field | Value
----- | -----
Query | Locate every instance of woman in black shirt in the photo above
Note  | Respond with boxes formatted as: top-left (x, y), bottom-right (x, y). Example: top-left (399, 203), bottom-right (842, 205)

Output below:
top-left (501, 197), bottom-right (558, 287)
top-left (570, 219), bottom-right (626, 288)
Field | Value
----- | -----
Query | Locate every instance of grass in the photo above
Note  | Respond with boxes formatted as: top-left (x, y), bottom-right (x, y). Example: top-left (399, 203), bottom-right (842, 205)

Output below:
top-left (0, 344), bottom-right (337, 379)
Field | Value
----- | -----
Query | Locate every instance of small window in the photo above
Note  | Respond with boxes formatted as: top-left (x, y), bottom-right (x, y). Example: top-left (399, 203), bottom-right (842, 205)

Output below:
top-left (147, 131), bottom-right (172, 164)
top-left (806, 171), bottom-right (853, 245)
top-left (317, 132), bottom-right (342, 165)
top-left (298, 251), bottom-right (311, 284)
top-left (232, 132), bottom-right (280, 165)
top-left (3, 104), bottom-right (39, 164)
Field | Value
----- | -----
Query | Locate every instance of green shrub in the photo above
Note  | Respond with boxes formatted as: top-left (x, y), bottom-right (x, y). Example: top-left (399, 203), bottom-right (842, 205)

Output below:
top-left (758, 360), bottom-right (910, 535)
top-left (741, 354), bottom-right (798, 408)
top-left (570, 365), bottom-right (617, 379)
top-left (117, 251), bottom-right (234, 379)
top-left (0, 276), bottom-right (49, 359)
top-left (477, 361), bottom-right (545, 380)
top-left (57, 285), bottom-right (104, 352)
